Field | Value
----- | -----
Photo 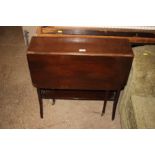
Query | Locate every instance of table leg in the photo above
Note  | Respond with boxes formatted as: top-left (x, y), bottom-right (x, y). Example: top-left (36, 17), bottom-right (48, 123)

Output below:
top-left (101, 91), bottom-right (109, 116)
top-left (112, 89), bottom-right (120, 120)
top-left (37, 88), bottom-right (43, 118)
top-left (52, 99), bottom-right (55, 105)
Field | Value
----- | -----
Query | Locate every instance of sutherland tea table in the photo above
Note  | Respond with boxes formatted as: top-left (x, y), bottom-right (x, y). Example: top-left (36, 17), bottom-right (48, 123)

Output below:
top-left (27, 36), bottom-right (133, 120)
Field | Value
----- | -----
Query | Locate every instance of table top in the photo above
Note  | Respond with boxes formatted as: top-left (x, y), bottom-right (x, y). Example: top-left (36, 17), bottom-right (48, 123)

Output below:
top-left (28, 36), bottom-right (133, 57)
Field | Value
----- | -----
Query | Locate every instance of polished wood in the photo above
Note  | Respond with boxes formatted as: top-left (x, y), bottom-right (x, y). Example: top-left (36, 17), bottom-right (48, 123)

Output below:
top-left (27, 36), bottom-right (133, 120)
top-left (37, 26), bottom-right (155, 45)
top-left (28, 36), bottom-right (133, 56)
top-left (27, 37), bottom-right (133, 90)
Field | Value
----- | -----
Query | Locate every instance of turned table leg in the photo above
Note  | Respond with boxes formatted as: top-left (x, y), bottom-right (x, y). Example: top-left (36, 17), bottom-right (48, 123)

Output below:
top-left (101, 91), bottom-right (109, 116)
top-left (37, 88), bottom-right (43, 118)
top-left (112, 89), bottom-right (120, 120)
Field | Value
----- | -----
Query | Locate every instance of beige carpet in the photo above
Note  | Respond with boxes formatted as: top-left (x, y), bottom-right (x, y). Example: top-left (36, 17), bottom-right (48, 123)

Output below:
top-left (0, 26), bottom-right (121, 128)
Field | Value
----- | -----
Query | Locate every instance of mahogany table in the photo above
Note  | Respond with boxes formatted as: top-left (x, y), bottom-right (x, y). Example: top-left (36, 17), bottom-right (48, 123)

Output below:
top-left (27, 36), bottom-right (133, 120)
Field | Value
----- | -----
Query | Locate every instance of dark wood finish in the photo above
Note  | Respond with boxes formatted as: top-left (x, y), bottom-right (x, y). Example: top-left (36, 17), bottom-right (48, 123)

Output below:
top-left (112, 89), bottom-right (121, 120)
top-left (52, 99), bottom-right (55, 105)
top-left (101, 91), bottom-right (109, 116)
top-left (37, 26), bottom-right (155, 45)
top-left (40, 89), bottom-right (115, 100)
top-left (28, 54), bottom-right (132, 90)
top-left (27, 37), bottom-right (133, 90)
top-left (37, 88), bottom-right (43, 118)
top-left (27, 36), bottom-right (133, 120)
top-left (28, 36), bottom-right (133, 56)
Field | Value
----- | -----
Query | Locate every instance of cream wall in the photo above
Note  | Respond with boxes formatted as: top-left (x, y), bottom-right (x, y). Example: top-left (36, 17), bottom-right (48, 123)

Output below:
top-left (22, 26), bottom-right (37, 45)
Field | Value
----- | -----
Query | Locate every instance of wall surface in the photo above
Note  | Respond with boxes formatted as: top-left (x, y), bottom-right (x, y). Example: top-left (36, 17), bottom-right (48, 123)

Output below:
top-left (22, 26), bottom-right (37, 45)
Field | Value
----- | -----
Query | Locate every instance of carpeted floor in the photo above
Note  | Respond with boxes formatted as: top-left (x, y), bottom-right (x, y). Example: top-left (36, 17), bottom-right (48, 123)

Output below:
top-left (0, 26), bottom-right (121, 128)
